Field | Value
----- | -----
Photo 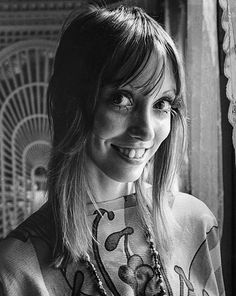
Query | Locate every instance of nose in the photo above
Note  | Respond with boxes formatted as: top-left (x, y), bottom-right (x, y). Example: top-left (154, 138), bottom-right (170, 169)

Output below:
top-left (127, 107), bottom-right (155, 142)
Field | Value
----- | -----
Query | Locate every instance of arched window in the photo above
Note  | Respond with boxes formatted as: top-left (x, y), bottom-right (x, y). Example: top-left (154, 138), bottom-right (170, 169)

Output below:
top-left (0, 40), bottom-right (56, 237)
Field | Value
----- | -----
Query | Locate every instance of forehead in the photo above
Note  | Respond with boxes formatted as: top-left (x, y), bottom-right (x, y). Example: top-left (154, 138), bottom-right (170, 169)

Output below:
top-left (126, 52), bottom-right (176, 94)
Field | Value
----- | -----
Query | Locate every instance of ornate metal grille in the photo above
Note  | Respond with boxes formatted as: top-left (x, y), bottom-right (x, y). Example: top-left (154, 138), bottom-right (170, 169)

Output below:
top-left (0, 40), bottom-right (55, 237)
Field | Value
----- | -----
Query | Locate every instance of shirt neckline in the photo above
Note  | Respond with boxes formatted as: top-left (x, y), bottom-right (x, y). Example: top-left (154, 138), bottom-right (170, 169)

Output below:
top-left (86, 193), bottom-right (137, 216)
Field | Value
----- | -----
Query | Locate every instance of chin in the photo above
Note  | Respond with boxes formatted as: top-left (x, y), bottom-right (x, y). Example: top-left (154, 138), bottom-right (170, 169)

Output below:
top-left (105, 167), bottom-right (144, 183)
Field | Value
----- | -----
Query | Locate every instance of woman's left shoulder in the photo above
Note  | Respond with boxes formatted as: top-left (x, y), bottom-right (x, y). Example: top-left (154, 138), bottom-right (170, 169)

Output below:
top-left (170, 192), bottom-right (218, 229)
top-left (169, 192), bottom-right (225, 296)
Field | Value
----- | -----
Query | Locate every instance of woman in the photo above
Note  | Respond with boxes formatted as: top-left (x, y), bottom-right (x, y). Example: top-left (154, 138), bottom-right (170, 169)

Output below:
top-left (0, 4), bottom-right (225, 296)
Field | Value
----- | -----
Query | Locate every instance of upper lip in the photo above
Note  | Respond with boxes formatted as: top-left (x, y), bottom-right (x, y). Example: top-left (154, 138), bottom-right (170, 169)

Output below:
top-left (111, 144), bottom-right (152, 150)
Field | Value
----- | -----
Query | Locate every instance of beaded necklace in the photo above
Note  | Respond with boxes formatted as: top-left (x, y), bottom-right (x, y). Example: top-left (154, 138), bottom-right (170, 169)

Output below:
top-left (80, 226), bottom-right (166, 296)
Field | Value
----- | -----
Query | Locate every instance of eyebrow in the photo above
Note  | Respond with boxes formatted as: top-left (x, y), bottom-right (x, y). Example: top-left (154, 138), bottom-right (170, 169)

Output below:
top-left (161, 90), bottom-right (176, 96)
top-left (118, 82), bottom-right (176, 93)
top-left (119, 84), bottom-right (177, 98)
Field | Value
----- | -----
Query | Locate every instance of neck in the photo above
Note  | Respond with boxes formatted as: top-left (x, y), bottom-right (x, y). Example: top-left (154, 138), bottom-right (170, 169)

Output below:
top-left (85, 157), bottom-right (135, 203)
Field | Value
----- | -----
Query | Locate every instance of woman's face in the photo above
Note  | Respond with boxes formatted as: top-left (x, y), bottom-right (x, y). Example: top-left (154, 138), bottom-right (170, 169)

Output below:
top-left (86, 55), bottom-right (176, 183)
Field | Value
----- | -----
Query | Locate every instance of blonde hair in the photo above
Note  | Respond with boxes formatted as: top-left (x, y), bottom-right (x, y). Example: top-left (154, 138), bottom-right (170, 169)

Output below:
top-left (47, 4), bottom-right (187, 267)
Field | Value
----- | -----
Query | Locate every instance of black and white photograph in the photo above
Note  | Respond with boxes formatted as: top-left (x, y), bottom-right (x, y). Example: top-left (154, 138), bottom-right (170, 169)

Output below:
top-left (0, 0), bottom-right (235, 295)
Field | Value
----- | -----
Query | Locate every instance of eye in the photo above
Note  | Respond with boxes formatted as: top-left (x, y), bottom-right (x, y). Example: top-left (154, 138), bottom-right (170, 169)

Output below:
top-left (153, 98), bottom-right (172, 113)
top-left (111, 92), bottom-right (133, 109)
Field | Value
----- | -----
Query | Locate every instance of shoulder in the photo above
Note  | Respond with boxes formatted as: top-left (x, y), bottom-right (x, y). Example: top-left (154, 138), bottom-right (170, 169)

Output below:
top-left (0, 236), bottom-right (38, 274)
top-left (0, 236), bottom-right (50, 296)
top-left (0, 236), bottom-right (38, 288)
top-left (170, 193), bottom-right (225, 296)
top-left (0, 204), bottom-right (54, 271)
top-left (0, 203), bottom-right (54, 281)
top-left (170, 192), bottom-right (221, 265)
top-left (171, 192), bottom-right (218, 231)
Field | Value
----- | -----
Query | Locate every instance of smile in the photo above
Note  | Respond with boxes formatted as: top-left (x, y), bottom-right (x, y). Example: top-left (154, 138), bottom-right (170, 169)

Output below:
top-left (112, 145), bottom-right (147, 160)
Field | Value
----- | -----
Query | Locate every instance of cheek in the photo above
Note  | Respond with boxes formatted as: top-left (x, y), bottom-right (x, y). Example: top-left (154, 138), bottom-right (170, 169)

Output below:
top-left (163, 117), bottom-right (171, 138)
top-left (154, 116), bottom-right (171, 148)
top-left (93, 108), bottom-right (125, 139)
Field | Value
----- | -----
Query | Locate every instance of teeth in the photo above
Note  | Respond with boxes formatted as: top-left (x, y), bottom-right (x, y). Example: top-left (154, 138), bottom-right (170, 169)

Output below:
top-left (136, 149), bottom-right (145, 158)
top-left (117, 147), bottom-right (146, 159)
top-left (128, 149), bottom-right (136, 158)
top-left (125, 148), bottom-right (130, 156)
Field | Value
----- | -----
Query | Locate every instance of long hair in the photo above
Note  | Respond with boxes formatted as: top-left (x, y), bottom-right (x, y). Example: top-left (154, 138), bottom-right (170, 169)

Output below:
top-left (47, 4), bottom-right (187, 266)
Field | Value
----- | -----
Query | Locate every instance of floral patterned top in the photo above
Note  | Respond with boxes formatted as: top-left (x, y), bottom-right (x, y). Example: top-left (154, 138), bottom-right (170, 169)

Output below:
top-left (0, 192), bottom-right (225, 296)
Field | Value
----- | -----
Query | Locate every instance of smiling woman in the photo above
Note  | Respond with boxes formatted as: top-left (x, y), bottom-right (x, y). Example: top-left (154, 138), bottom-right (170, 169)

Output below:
top-left (0, 3), bottom-right (225, 296)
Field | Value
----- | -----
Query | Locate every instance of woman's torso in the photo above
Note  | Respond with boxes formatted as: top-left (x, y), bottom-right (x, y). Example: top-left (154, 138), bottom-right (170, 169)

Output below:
top-left (0, 193), bottom-right (225, 296)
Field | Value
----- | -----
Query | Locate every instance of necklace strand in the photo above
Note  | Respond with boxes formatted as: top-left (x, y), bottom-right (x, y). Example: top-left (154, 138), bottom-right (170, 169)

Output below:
top-left (146, 228), bottom-right (166, 296)
top-left (81, 227), bottom-right (166, 296)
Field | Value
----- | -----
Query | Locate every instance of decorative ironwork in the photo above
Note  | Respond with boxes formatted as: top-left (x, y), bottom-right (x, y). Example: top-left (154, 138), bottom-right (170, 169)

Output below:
top-left (0, 0), bottom-right (87, 50)
top-left (0, 40), bottom-right (55, 237)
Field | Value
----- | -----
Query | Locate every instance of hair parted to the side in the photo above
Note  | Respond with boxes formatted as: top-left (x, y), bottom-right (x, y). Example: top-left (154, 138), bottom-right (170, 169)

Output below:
top-left (47, 4), bottom-right (187, 267)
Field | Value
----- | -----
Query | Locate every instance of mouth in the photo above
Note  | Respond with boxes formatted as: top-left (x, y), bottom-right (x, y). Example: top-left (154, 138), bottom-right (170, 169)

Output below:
top-left (111, 145), bottom-right (147, 160)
